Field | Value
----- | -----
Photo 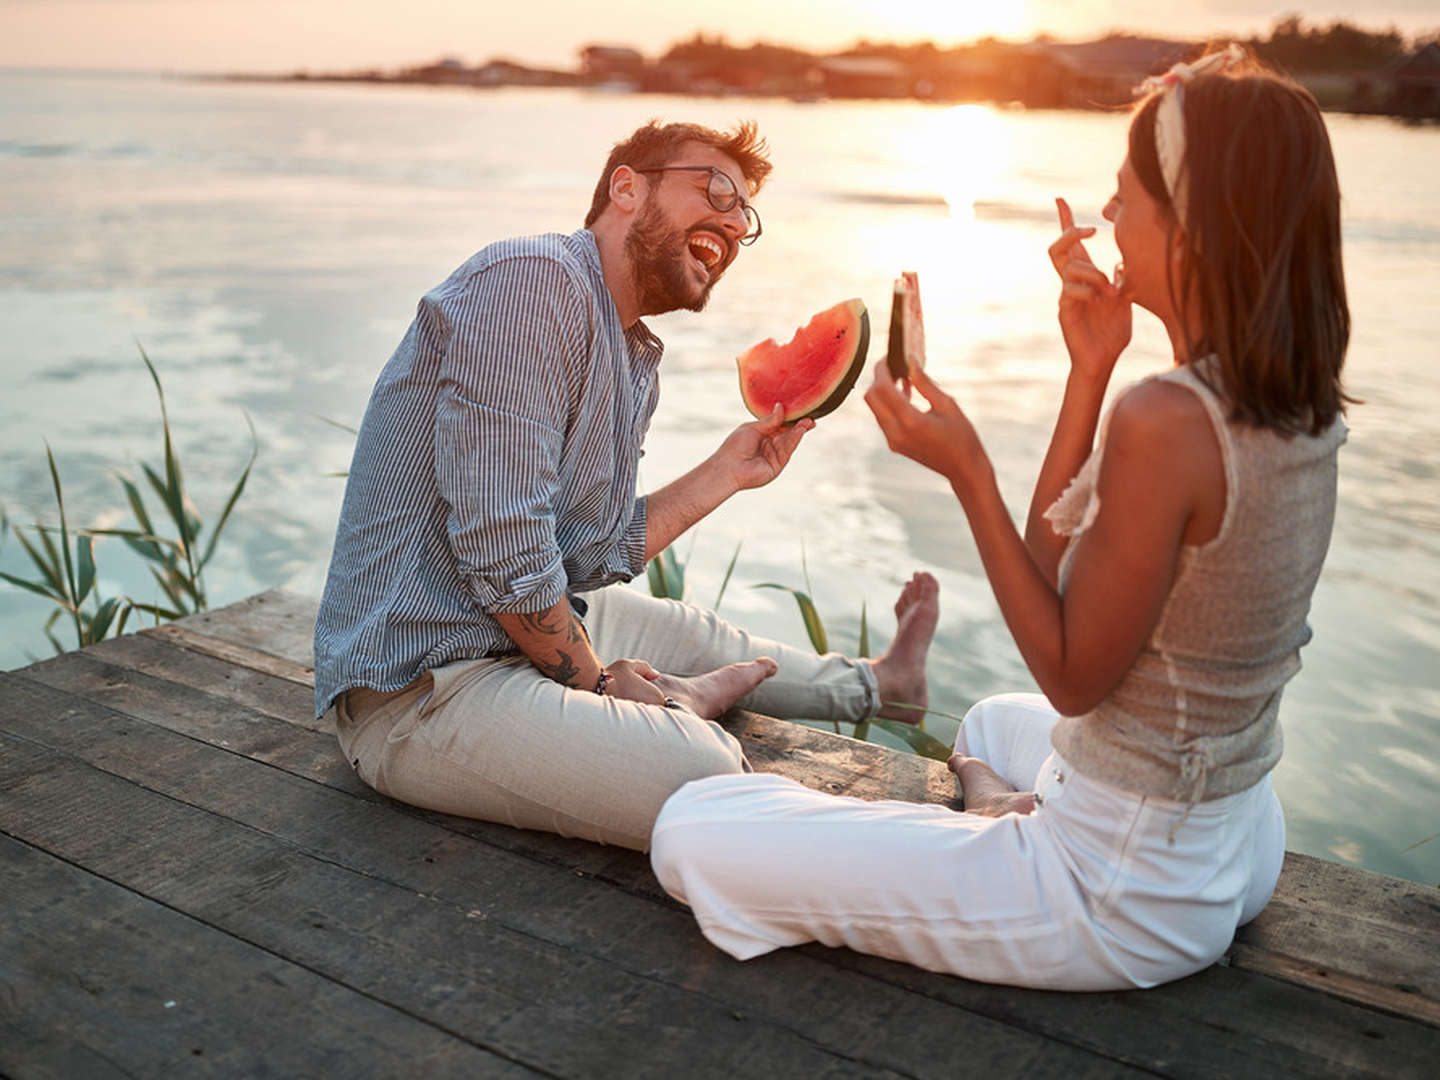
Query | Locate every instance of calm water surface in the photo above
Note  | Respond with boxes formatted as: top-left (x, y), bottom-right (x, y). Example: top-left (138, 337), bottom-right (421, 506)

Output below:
top-left (2, 71), bottom-right (1436, 884)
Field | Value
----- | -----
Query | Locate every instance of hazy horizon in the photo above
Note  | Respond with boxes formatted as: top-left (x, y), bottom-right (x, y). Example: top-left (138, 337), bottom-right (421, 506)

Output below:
top-left (2, 1), bottom-right (1436, 76)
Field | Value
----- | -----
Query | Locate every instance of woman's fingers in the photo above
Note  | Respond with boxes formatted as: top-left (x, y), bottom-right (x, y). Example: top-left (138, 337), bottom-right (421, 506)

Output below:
top-left (1048, 226), bottom-right (1097, 277)
top-left (907, 364), bottom-right (957, 414)
top-left (1062, 257), bottom-right (1113, 291)
top-left (1056, 196), bottom-right (1075, 232)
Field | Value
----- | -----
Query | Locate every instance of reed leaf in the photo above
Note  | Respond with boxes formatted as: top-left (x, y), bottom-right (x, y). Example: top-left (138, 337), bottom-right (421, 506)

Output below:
top-left (11, 529), bottom-right (66, 601)
top-left (43, 616), bottom-right (67, 656)
top-left (310, 412), bottom-right (360, 436)
top-left (147, 565), bottom-right (189, 612)
top-left (87, 526), bottom-right (184, 557)
top-left (714, 540), bottom-right (742, 610)
top-left (852, 602), bottom-right (871, 742)
top-left (88, 596), bottom-right (126, 640)
top-left (75, 533), bottom-right (96, 604)
top-left (117, 474), bottom-right (156, 534)
top-left (199, 409), bottom-right (257, 570)
top-left (43, 444), bottom-right (85, 641)
top-left (44, 445), bottom-right (77, 599)
top-left (871, 719), bottom-right (952, 761)
top-left (129, 599), bottom-right (187, 622)
top-left (0, 569), bottom-right (64, 602)
top-left (647, 545), bottom-right (686, 600)
top-left (754, 583), bottom-right (828, 654)
top-left (876, 700), bottom-right (969, 726)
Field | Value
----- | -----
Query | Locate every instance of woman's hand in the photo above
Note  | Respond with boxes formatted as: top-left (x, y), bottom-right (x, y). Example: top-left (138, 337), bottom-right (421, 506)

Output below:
top-left (714, 405), bottom-right (815, 492)
top-left (1049, 197), bottom-right (1131, 383)
top-left (864, 361), bottom-right (987, 491)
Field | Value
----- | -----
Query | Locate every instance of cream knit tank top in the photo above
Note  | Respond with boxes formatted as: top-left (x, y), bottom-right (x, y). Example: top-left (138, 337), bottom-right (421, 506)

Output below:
top-left (1045, 360), bottom-right (1347, 803)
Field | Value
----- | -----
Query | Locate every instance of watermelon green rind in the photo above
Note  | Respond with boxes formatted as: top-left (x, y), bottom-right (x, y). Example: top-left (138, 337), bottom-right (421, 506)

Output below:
top-left (736, 299), bottom-right (870, 422)
top-left (805, 308), bottom-right (869, 419)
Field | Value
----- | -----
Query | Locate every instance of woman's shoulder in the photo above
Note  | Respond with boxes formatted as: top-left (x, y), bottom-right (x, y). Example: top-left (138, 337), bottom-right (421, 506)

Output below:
top-left (1109, 373), bottom-right (1218, 450)
top-left (1105, 373), bottom-right (1229, 544)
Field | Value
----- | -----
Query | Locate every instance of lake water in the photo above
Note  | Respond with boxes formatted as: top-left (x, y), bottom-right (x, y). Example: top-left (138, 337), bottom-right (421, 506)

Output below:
top-left (2, 69), bottom-right (1436, 885)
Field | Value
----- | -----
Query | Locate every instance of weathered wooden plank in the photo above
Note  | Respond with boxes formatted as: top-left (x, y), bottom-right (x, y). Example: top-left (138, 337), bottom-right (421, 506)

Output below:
top-left (0, 686), bottom-right (1146, 1080)
top-left (153, 586), bottom-right (316, 669)
top-left (1230, 852), bottom-right (1440, 1026)
top-left (0, 833), bottom-right (535, 1080)
top-left (727, 710), bottom-right (960, 807)
top-left (175, 590), bottom-right (1440, 1028)
top-left (143, 621), bottom-right (316, 686)
top-left (6, 668), bottom-right (1433, 1079)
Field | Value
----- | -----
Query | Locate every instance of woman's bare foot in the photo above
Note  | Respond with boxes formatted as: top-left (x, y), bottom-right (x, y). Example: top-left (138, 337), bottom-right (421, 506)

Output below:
top-left (652, 658), bottom-right (778, 720)
top-left (872, 572), bottom-right (939, 724)
top-left (948, 754), bottom-right (1037, 816)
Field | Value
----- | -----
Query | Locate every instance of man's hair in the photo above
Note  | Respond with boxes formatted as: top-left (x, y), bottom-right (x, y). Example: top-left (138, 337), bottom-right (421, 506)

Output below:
top-left (1130, 48), bottom-right (1352, 436)
top-left (583, 120), bottom-right (772, 228)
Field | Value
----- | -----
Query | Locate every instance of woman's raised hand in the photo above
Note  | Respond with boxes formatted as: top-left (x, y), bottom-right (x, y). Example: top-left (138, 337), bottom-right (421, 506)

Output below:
top-left (864, 361), bottom-right (988, 492)
top-left (1049, 197), bottom-right (1131, 382)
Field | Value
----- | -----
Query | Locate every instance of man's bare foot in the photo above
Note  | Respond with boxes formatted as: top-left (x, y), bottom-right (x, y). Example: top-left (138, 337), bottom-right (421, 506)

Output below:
top-left (948, 754), bottom-right (1037, 816)
top-left (652, 658), bottom-right (778, 720)
top-left (872, 572), bottom-right (939, 724)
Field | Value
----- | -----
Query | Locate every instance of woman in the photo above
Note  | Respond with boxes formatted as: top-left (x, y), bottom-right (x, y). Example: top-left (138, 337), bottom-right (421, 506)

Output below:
top-left (648, 45), bottom-right (1352, 990)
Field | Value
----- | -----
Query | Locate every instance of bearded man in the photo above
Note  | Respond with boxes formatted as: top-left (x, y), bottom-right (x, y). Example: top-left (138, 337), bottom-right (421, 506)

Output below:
top-left (313, 120), bottom-right (938, 851)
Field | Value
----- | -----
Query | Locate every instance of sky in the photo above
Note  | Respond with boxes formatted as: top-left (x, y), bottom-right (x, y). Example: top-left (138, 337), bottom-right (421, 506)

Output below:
top-left (2, 0), bottom-right (1437, 74)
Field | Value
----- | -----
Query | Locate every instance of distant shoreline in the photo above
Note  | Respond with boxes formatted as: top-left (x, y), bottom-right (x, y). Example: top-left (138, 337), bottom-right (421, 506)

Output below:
top-left (205, 25), bottom-right (1440, 122)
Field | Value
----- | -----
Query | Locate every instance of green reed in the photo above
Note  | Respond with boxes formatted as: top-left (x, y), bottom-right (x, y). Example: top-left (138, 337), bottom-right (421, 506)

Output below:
top-left (0, 346), bottom-right (256, 654)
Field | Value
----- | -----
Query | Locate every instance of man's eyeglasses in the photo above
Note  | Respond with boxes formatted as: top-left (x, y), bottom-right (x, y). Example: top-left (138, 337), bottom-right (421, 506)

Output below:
top-left (633, 165), bottom-right (762, 245)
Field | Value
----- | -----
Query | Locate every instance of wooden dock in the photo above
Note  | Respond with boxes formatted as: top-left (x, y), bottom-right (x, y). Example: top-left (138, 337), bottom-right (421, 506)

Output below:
top-left (2, 588), bottom-right (1436, 1078)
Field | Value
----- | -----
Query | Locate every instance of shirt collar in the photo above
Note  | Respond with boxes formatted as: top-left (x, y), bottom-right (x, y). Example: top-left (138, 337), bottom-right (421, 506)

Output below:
top-left (571, 227), bottom-right (664, 369)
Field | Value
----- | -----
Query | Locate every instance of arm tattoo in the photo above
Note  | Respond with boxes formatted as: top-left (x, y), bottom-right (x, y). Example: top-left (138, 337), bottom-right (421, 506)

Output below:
top-left (515, 608), bottom-right (566, 636)
top-left (538, 649), bottom-right (582, 688)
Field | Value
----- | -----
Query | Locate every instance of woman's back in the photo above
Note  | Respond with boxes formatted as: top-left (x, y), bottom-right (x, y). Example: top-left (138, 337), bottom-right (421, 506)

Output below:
top-left (1050, 361), bottom-right (1348, 803)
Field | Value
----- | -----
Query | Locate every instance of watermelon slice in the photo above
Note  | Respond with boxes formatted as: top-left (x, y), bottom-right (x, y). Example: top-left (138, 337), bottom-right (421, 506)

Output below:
top-left (736, 299), bottom-right (870, 422)
top-left (886, 271), bottom-right (926, 379)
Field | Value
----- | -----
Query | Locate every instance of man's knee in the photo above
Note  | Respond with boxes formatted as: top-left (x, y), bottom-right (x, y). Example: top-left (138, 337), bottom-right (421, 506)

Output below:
top-left (670, 720), bottom-right (749, 783)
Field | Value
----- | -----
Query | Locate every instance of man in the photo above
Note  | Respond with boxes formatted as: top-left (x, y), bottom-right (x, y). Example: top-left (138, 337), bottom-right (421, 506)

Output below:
top-left (314, 120), bottom-right (938, 851)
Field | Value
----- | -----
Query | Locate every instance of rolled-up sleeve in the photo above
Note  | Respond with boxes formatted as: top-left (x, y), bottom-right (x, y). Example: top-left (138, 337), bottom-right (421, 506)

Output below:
top-left (618, 494), bottom-right (649, 579)
top-left (433, 257), bottom-right (585, 614)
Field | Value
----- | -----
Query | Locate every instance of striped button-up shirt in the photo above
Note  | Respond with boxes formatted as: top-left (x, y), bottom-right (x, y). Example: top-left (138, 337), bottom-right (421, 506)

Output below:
top-left (313, 229), bottom-right (664, 717)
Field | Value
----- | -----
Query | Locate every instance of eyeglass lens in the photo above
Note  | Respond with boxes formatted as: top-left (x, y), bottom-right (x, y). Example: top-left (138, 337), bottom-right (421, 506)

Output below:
top-left (705, 170), bottom-right (759, 241)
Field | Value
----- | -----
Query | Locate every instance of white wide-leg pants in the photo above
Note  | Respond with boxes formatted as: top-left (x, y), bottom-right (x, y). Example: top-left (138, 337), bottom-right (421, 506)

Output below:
top-left (650, 692), bottom-right (1285, 990)
top-left (330, 584), bottom-right (879, 851)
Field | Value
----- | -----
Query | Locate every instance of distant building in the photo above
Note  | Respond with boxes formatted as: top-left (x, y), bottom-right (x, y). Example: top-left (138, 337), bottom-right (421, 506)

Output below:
top-left (581, 46), bottom-right (647, 79)
top-left (816, 56), bottom-right (907, 98)
top-left (1389, 43), bottom-right (1440, 119)
top-left (1038, 35), bottom-right (1195, 106)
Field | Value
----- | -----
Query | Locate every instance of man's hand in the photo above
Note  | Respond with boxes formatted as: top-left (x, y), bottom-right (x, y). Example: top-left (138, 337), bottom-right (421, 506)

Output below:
top-left (604, 658), bottom-right (669, 707)
top-left (716, 404), bottom-right (815, 492)
top-left (644, 405), bottom-right (815, 560)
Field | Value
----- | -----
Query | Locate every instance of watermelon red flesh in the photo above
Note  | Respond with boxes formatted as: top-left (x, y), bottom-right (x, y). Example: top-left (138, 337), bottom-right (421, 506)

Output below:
top-left (736, 299), bottom-right (870, 422)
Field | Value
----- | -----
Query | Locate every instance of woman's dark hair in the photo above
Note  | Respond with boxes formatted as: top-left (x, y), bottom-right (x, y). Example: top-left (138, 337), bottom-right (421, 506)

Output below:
top-left (1129, 49), bottom-right (1353, 435)
top-left (584, 120), bottom-right (772, 228)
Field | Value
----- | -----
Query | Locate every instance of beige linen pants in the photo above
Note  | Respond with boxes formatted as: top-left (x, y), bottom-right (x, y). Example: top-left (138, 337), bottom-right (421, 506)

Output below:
top-left (330, 583), bottom-right (879, 850)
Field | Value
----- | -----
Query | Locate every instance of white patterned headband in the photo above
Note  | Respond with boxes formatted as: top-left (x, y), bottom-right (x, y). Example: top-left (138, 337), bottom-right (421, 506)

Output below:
top-left (1139, 43), bottom-right (1246, 228)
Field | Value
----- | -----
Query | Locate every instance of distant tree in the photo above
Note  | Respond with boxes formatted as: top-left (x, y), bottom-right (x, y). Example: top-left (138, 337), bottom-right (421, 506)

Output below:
top-left (1414, 29), bottom-right (1440, 51)
top-left (1255, 14), bottom-right (1408, 72)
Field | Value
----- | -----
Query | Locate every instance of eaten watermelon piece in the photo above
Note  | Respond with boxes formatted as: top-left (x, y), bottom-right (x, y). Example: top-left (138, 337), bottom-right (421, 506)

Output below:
top-left (886, 271), bottom-right (926, 379)
top-left (736, 299), bottom-right (870, 422)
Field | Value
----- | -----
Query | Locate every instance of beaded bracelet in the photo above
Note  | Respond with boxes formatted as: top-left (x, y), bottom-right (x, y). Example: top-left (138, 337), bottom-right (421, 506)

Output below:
top-left (594, 669), bottom-right (612, 697)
